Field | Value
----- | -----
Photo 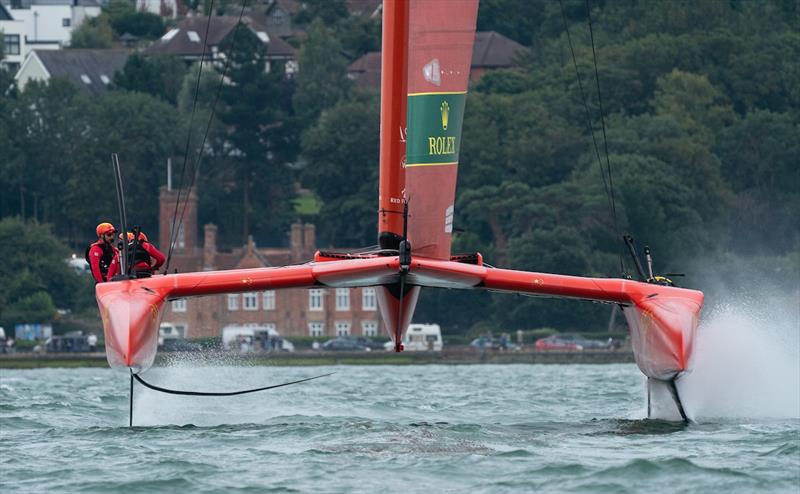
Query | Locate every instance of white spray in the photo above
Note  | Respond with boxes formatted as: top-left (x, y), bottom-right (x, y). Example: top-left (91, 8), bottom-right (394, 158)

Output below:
top-left (679, 291), bottom-right (800, 420)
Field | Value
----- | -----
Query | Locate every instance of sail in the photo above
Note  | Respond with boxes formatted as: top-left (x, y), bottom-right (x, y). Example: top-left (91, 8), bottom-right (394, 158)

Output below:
top-left (404, 0), bottom-right (479, 259)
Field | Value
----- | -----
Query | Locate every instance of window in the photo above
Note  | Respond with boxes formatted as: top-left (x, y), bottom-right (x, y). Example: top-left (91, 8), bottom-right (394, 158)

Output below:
top-left (256, 31), bottom-right (270, 43)
top-left (285, 60), bottom-right (299, 77)
top-left (335, 321), bottom-right (351, 337)
top-left (362, 288), bottom-right (377, 311)
top-left (171, 299), bottom-right (187, 312)
top-left (272, 9), bottom-right (286, 25)
top-left (308, 322), bottom-right (324, 337)
top-left (361, 321), bottom-right (378, 337)
top-left (62, 18), bottom-right (71, 27)
top-left (227, 294), bottom-right (239, 311)
top-left (309, 289), bottom-right (323, 311)
top-left (80, 74), bottom-right (91, 84)
top-left (100, 74), bottom-right (110, 85)
top-left (262, 290), bottom-right (276, 311)
top-left (162, 28), bottom-right (180, 41)
top-left (187, 31), bottom-right (201, 42)
top-left (243, 292), bottom-right (258, 310)
top-left (335, 288), bottom-right (350, 311)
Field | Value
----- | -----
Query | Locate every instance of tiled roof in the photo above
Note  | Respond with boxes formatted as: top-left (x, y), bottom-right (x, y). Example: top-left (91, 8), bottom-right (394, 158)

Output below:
top-left (347, 31), bottom-right (526, 88)
top-left (34, 49), bottom-right (130, 96)
top-left (145, 16), bottom-right (296, 58)
top-left (471, 31), bottom-right (525, 68)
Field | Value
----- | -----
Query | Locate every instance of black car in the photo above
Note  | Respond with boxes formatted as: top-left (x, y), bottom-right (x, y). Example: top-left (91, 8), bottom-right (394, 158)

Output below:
top-left (322, 337), bottom-right (374, 351)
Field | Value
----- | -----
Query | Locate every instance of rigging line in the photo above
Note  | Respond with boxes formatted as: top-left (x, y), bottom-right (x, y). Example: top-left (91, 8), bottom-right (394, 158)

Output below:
top-left (557, 2), bottom-right (615, 240)
top-left (586, 0), bottom-right (619, 236)
top-left (133, 372), bottom-right (335, 397)
top-left (165, 0), bottom-right (217, 272)
top-left (167, 0), bottom-right (250, 273)
top-left (585, 0), bottom-right (625, 274)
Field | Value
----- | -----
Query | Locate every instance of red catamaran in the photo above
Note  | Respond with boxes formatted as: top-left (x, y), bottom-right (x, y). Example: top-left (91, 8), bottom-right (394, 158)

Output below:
top-left (97, 0), bottom-right (703, 420)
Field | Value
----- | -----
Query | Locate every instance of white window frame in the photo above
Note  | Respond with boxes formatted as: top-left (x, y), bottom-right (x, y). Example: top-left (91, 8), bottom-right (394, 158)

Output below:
top-left (243, 292), bottom-right (258, 311)
top-left (227, 294), bottom-right (239, 311)
top-left (361, 320), bottom-right (378, 337)
top-left (171, 299), bottom-right (187, 313)
top-left (308, 322), bottom-right (324, 337)
top-left (262, 290), bottom-right (276, 311)
top-left (362, 287), bottom-right (377, 311)
top-left (309, 289), bottom-right (323, 311)
top-left (335, 321), bottom-right (351, 337)
top-left (335, 288), bottom-right (350, 311)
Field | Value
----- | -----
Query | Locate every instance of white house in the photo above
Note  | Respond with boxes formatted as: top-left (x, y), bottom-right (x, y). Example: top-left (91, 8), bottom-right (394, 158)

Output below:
top-left (0, 2), bottom-right (25, 71)
top-left (3, 0), bottom-right (101, 50)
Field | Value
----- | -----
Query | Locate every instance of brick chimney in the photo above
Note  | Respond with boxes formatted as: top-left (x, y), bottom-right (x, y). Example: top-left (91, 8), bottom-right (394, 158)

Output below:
top-left (203, 223), bottom-right (217, 270)
top-left (290, 222), bottom-right (303, 262)
top-left (159, 186), bottom-right (198, 254)
top-left (303, 223), bottom-right (316, 257)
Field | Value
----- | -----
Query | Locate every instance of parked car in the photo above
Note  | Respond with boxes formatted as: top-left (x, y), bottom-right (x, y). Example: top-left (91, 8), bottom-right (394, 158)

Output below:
top-left (535, 334), bottom-right (613, 351)
top-left (534, 334), bottom-right (584, 351)
top-left (383, 324), bottom-right (443, 351)
top-left (322, 336), bottom-right (374, 351)
top-left (469, 334), bottom-right (520, 351)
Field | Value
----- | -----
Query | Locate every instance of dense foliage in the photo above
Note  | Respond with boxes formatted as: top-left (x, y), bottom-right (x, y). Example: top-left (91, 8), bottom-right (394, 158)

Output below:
top-left (0, 0), bottom-right (797, 333)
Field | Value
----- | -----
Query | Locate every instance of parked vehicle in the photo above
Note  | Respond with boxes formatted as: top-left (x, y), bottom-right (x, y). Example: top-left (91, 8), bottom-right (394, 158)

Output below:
top-left (534, 334), bottom-right (613, 351)
top-left (383, 323), bottom-right (443, 351)
top-left (322, 336), bottom-right (375, 351)
top-left (221, 325), bottom-right (294, 352)
top-left (469, 333), bottom-right (520, 351)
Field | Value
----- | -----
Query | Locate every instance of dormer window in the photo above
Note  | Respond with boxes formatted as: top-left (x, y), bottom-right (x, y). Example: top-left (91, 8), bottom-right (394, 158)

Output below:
top-left (187, 31), bottom-right (201, 43)
top-left (272, 9), bottom-right (285, 25)
top-left (80, 74), bottom-right (91, 84)
top-left (100, 75), bottom-right (110, 84)
top-left (256, 31), bottom-right (269, 43)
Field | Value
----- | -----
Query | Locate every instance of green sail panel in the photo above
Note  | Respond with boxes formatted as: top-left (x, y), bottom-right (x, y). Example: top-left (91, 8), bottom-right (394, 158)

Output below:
top-left (406, 92), bottom-right (467, 167)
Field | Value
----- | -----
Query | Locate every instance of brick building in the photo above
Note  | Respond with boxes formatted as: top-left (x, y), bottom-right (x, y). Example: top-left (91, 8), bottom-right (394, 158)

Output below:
top-left (157, 186), bottom-right (383, 340)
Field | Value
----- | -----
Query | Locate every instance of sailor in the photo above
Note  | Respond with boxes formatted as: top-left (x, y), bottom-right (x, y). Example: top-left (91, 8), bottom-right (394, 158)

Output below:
top-left (86, 222), bottom-right (120, 283)
top-left (124, 231), bottom-right (166, 277)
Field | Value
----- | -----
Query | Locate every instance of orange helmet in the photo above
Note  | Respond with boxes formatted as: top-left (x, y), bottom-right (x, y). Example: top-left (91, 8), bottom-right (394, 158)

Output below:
top-left (125, 231), bottom-right (148, 242)
top-left (96, 222), bottom-right (116, 237)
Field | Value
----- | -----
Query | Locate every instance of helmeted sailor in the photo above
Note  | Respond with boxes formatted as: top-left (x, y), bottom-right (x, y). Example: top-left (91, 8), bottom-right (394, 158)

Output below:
top-left (86, 222), bottom-right (120, 283)
top-left (124, 230), bottom-right (165, 277)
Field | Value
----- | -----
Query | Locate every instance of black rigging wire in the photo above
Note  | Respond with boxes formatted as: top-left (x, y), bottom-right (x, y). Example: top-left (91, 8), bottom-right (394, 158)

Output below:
top-left (165, 0), bottom-right (217, 271)
top-left (165, 0), bottom-right (250, 272)
top-left (558, 0), bottom-right (625, 276)
top-left (133, 372), bottom-right (334, 397)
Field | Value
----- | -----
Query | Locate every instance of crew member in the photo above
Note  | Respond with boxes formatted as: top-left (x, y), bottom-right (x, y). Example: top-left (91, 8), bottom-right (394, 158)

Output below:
top-left (125, 231), bottom-right (165, 277)
top-left (86, 222), bottom-right (120, 283)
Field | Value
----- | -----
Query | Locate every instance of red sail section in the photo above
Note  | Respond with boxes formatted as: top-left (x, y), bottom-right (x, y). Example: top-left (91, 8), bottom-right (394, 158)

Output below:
top-left (405, 0), bottom-right (479, 259)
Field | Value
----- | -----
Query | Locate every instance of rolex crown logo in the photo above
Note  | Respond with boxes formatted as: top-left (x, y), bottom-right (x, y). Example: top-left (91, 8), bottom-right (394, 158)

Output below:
top-left (440, 101), bottom-right (450, 131)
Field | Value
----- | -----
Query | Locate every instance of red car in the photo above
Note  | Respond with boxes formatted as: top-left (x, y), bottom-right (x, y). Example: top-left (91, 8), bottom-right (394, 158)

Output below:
top-left (534, 335), bottom-right (584, 351)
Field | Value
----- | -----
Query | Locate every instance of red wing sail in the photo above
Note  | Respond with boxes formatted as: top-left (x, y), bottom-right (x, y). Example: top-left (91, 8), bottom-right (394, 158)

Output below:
top-left (404, 0), bottom-right (479, 259)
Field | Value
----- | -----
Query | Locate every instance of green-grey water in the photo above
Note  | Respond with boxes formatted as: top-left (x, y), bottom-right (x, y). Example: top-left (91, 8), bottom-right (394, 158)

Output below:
top-left (2, 361), bottom-right (798, 494)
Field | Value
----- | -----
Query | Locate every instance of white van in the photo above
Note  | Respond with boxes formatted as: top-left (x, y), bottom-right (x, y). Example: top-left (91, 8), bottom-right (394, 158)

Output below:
top-left (221, 325), bottom-right (294, 352)
top-left (384, 323), bottom-right (443, 352)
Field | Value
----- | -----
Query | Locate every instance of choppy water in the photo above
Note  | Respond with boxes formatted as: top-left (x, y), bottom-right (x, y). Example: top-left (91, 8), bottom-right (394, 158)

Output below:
top-left (1, 362), bottom-right (798, 494)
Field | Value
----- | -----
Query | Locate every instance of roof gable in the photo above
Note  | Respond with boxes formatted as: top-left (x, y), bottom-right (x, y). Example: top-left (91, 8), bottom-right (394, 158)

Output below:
top-left (472, 31), bottom-right (526, 68)
top-left (0, 3), bottom-right (13, 20)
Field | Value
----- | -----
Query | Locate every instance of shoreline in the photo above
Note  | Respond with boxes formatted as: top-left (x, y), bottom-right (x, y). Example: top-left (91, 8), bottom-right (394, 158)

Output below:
top-left (0, 348), bottom-right (635, 369)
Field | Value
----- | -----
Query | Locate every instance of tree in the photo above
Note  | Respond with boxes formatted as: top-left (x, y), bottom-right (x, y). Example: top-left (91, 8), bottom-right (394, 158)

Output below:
top-left (292, 19), bottom-right (352, 128)
top-left (113, 54), bottom-right (188, 105)
top-left (300, 92), bottom-right (379, 247)
top-left (70, 15), bottom-right (114, 48)
top-left (0, 217), bottom-right (91, 327)
top-left (109, 11), bottom-right (165, 39)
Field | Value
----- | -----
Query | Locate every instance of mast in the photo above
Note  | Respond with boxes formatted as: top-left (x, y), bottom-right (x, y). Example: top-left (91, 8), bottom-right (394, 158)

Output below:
top-left (377, 0), bottom-right (409, 250)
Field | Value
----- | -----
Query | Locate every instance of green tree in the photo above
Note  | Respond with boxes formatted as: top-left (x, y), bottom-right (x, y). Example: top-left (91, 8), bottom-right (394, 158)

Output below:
top-left (293, 19), bottom-right (352, 128)
top-left (109, 11), bottom-right (165, 38)
top-left (0, 218), bottom-right (91, 327)
top-left (113, 54), bottom-right (188, 105)
top-left (70, 15), bottom-right (114, 48)
top-left (300, 93), bottom-right (379, 247)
